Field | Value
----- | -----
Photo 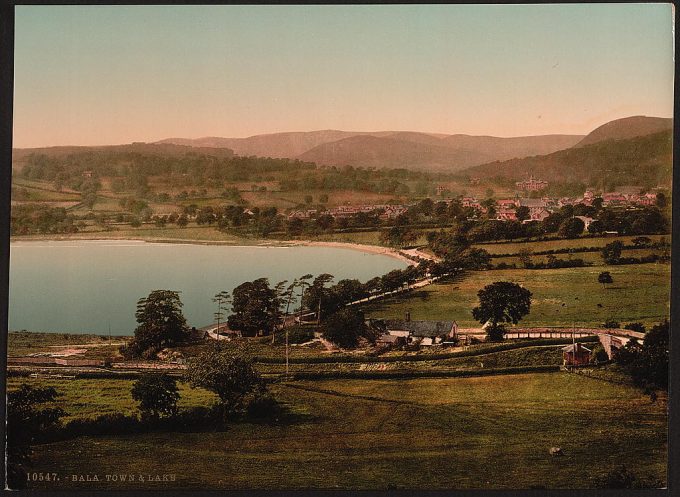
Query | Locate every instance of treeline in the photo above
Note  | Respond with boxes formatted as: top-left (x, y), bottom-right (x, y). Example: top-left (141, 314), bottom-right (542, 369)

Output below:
top-left (20, 151), bottom-right (316, 193)
top-left (428, 203), bottom-right (668, 257)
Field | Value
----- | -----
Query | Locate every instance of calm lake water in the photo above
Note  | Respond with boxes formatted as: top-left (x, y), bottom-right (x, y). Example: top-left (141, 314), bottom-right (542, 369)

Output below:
top-left (8, 240), bottom-right (407, 335)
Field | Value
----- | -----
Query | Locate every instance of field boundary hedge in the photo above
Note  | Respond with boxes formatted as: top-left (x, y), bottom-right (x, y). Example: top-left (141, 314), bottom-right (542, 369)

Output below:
top-left (286, 364), bottom-right (561, 380)
top-left (254, 337), bottom-right (598, 365)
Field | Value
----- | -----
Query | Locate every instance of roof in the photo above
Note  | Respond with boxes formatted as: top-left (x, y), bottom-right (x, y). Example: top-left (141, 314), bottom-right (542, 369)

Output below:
top-left (561, 344), bottom-right (592, 353)
top-left (518, 198), bottom-right (547, 208)
top-left (376, 334), bottom-right (401, 344)
top-left (381, 319), bottom-right (456, 337)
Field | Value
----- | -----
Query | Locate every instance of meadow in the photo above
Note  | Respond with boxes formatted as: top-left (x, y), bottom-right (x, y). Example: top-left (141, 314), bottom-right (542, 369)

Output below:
top-left (363, 263), bottom-right (670, 328)
top-left (20, 372), bottom-right (667, 490)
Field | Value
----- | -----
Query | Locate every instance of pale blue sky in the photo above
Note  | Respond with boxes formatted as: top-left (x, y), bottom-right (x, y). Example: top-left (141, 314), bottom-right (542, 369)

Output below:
top-left (13, 4), bottom-right (674, 147)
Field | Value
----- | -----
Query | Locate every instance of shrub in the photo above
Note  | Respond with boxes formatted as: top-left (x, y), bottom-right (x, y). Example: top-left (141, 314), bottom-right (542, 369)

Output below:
top-left (246, 393), bottom-right (282, 420)
top-left (624, 322), bottom-right (646, 333)
top-left (131, 374), bottom-right (180, 420)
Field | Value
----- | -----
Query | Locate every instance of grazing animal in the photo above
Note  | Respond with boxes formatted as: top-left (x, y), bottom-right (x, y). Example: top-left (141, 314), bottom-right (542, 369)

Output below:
top-left (549, 447), bottom-right (564, 457)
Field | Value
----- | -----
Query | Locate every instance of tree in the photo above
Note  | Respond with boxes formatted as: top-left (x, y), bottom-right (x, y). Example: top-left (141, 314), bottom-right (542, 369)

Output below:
top-left (632, 236), bottom-right (652, 247)
top-left (472, 282), bottom-right (532, 341)
top-left (131, 374), bottom-right (180, 420)
top-left (323, 308), bottom-right (368, 349)
top-left (598, 271), bottom-right (613, 289)
top-left (380, 226), bottom-right (418, 247)
top-left (655, 192), bottom-right (667, 209)
top-left (228, 278), bottom-right (280, 336)
top-left (603, 319), bottom-right (620, 329)
top-left (515, 205), bottom-right (530, 222)
top-left (7, 385), bottom-right (66, 489)
top-left (626, 320), bottom-right (669, 390)
top-left (518, 248), bottom-right (533, 268)
top-left (123, 290), bottom-right (189, 358)
top-left (177, 214), bottom-right (188, 227)
top-left (185, 348), bottom-right (266, 414)
top-left (557, 217), bottom-right (585, 238)
top-left (624, 322), bottom-right (646, 333)
top-left (587, 219), bottom-right (604, 234)
top-left (601, 241), bottom-right (624, 264)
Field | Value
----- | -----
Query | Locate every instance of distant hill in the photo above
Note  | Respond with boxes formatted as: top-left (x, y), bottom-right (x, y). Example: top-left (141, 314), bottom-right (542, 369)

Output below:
top-left (461, 130), bottom-right (673, 189)
top-left (298, 133), bottom-right (583, 172)
top-left (158, 130), bottom-right (584, 171)
top-left (12, 142), bottom-right (234, 169)
top-left (441, 134), bottom-right (584, 158)
top-left (298, 135), bottom-right (495, 171)
top-left (157, 131), bottom-right (397, 159)
top-left (575, 116), bottom-right (672, 147)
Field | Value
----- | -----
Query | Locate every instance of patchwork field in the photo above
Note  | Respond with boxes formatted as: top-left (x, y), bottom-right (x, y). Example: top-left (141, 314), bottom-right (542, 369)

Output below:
top-left (20, 372), bottom-right (666, 490)
top-left (363, 263), bottom-right (670, 328)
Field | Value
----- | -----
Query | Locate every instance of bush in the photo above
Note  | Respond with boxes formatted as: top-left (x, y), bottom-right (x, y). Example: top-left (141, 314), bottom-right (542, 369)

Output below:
top-left (131, 374), bottom-right (180, 420)
top-left (272, 328), bottom-right (314, 345)
top-left (603, 320), bottom-right (620, 329)
top-left (246, 393), bottom-right (282, 420)
top-left (590, 344), bottom-right (609, 363)
top-left (624, 322), bottom-right (646, 333)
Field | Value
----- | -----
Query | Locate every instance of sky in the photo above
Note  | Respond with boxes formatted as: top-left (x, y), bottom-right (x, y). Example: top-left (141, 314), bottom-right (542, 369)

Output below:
top-left (12, 4), bottom-right (675, 148)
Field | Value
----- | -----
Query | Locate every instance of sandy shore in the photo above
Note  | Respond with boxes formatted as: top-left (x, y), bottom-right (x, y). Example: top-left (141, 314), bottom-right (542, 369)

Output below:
top-left (289, 240), bottom-right (417, 266)
top-left (11, 235), bottom-right (418, 265)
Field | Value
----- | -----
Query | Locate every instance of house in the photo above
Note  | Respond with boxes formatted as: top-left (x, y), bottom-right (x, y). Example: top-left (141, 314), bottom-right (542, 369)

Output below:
top-left (371, 316), bottom-right (458, 346)
top-left (529, 208), bottom-right (550, 222)
top-left (516, 175), bottom-right (548, 191)
top-left (562, 343), bottom-right (591, 366)
top-left (375, 333), bottom-right (406, 347)
top-left (496, 207), bottom-right (518, 221)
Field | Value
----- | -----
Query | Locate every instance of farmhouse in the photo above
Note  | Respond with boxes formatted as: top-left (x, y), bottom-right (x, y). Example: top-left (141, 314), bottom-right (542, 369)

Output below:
top-left (562, 343), bottom-right (591, 366)
top-left (370, 316), bottom-right (458, 346)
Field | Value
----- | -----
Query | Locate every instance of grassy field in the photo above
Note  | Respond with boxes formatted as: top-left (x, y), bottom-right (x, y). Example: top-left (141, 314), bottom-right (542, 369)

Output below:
top-left (475, 234), bottom-right (668, 255)
top-left (363, 263), bottom-right (670, 328)
top-left (6, 377), bottom-right (216, 421)
top-left (493, 248), bottom-right (662, 267)
top-left (21, 372), bottom-right (666, 490)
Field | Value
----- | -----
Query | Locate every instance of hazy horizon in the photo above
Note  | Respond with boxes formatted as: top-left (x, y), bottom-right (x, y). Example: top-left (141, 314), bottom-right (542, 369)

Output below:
top-left (13, 4), bottom-right (674, 148)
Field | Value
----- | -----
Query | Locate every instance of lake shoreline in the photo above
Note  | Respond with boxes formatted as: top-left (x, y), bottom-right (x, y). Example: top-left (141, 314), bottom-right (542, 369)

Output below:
top-left (10, 234), bottom-right (417, 265)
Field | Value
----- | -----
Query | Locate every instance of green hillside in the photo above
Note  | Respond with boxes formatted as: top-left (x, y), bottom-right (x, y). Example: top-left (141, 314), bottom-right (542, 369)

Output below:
top-left (462, 130), bottom-right (672, 190)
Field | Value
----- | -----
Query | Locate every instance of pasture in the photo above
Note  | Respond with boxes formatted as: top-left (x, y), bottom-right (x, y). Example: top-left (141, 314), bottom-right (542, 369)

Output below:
top-left (363, 263), bottom-right (670, 328)
top-left (21, 372), bottom-right (667, 490)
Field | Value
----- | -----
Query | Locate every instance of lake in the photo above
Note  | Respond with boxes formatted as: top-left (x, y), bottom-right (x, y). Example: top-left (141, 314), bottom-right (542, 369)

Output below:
top-left (8, 240), bottom-right (407, 335)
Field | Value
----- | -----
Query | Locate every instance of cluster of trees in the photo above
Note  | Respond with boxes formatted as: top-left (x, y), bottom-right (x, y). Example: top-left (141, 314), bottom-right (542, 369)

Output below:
top-left (8, 349), bottom-right (279, 489)
top-left (10, 204), bottom-right (80, 235)
top-left (615, 320), bottom-right (669, 391)
top-left (122, 260), bottom-right (443, 358)
top-left (601, 240), bottom-right (669, 265)
top-left (427, 201), bottom-right (669, 254)
top-left (20, 151), bottom-right (315, 192)
top-left (279, 165), bottom-right (449, 196)
top-left (6, 385), bottom-right (66, 489)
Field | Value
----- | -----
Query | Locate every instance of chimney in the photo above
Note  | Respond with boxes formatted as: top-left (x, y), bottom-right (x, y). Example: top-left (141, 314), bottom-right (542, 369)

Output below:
top-left (405, 311), bottom-right (411, 322)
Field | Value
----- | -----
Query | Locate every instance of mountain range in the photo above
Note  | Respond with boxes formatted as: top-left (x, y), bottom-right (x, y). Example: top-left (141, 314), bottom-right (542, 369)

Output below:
top-left (14, 116), bottom-right (672, 184)
top-left (156, 115), bottom-right (671, 173)
top-left (157, 131), bottom-right (583, 172)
